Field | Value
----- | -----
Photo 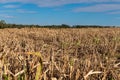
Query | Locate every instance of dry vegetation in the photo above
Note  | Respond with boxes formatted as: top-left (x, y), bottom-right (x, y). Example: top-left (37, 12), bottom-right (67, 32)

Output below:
top-left (0, 28), bottom-right (120, 80)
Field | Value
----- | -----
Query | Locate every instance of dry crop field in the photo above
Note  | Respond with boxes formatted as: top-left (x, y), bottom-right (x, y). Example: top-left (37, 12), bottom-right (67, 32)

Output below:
top-left (0, 28), bottom-right (120, 80)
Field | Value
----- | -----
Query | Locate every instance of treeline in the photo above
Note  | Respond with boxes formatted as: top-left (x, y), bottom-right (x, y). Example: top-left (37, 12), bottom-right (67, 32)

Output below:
top-left (0, 20), bottom-right (117, 29)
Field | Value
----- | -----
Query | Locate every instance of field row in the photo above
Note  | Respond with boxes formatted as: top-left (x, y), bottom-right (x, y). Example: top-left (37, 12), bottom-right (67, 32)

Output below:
top-left (0, 28), bottom-right (120, 80)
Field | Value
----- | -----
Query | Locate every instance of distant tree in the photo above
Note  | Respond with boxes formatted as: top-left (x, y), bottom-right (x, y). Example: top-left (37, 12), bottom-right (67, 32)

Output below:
top-left (0, 20), bottom-right (6, 28)
top-left (61, 24), bottom-right (70, 28)
top-left (0, 20), bottom-right (113, 29)
top-left (0, 20), bottom-right (6, 24)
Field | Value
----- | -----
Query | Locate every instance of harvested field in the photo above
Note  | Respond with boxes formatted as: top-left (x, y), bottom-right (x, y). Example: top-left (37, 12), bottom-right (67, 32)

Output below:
top-left (0, 28), bottom-right (120, 80)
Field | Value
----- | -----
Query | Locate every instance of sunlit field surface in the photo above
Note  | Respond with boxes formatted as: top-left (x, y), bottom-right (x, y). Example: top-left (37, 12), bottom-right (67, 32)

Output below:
top-left (0, 28), bottom-right (120, 80)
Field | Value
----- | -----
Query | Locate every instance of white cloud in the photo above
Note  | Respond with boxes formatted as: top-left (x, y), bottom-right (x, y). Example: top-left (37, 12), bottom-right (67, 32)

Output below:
top-left (0, 10), bottom-right (13, 13)
top-left (1, 0), bottom-right (120, 14)
top-left (4, 15), bottom-right (14, 18)
top-left (16, 9), bottom-right (37, 13)
top-left (3, 4), bottom-right (20, 8)
top-left (74, 4), bottom-right (120, 12)
top-left (1, 0), bottom-right (120, 7)
top-left (0, 14), bottom-right (15, 18)
top-left (108, 11), bottom-right (120, 14)
top-left (0, 9), bottom-right (37, 14)
top-left (115, 17), bottom-right (120, 20)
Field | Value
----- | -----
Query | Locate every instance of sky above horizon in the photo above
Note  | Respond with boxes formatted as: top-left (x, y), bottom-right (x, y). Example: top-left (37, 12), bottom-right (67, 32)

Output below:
top-left (0, 0), bottom-right (120, 26)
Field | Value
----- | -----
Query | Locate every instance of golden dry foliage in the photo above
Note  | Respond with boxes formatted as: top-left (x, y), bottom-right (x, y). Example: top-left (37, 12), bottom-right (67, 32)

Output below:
top-left (0, 52), bottom-right (43, 80)
top-left (0, 28), bottom-right (120, 80)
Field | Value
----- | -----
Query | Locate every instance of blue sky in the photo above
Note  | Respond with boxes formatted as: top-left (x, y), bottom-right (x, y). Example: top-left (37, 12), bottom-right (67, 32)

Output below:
top-left (0, 0), bottom-right (120, 26)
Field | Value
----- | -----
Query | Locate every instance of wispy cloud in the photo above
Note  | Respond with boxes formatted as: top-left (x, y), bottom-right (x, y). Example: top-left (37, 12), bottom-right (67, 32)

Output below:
top-left (16, 9), bottom-right (37, 14)
top-left (0, 9), bottom-right (37, 14)
top-left (73, 4), bottom-right (120, 13)
top-left (3, 15), bottom-right (14, 18)
top-left (1, 0), bottom-right (120, 7)
top-left (108, 11), bottom-right (120, 14)
top-left (0, 10), bottom-right (13, 13)
top-left (115, 17), bottom-right (120, 20)
top-left (1, 0), bottom-right (120, 15)
top-left (3, 4), bottom-right (20, 8)
top-left (0, 14), bottom-right (15, 18)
